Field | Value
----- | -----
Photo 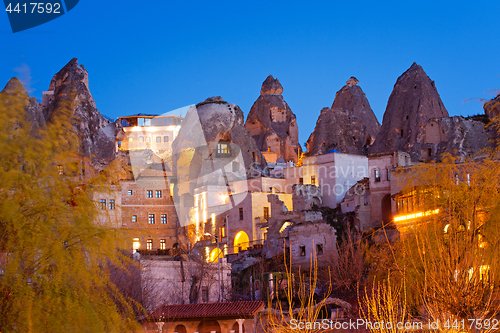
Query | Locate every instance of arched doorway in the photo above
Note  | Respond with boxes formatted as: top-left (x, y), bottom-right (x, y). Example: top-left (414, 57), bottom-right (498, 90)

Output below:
top-left (209, 247), bottom-right (223, 262)
top-left (197, 319), bottom-right (221, 333)
top-left (174, 324), bottom-right (187, 333)
top-left (381, 194), bottom-right (392, 223)
top-left (234, 231), bottom-right (249, 253)
top-left (232, 321), bottom-right (246, 333)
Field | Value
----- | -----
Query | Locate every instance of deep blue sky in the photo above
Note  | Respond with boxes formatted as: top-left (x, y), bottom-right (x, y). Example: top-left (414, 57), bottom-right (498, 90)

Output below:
top-left (1, 1), bottom-right (499, 148)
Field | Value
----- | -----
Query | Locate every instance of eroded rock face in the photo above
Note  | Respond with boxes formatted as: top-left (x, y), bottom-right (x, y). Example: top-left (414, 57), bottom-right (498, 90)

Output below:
top-left (484, 94), bottom-right (500, 119)
top-left (417, 116), bottom-right (493, 161)
top-left (369, 63), bottom-right (449, 160)
top-left (307, 78), bottom-right (380, 155)
top-left (1, 77), bottom-right (46, 131)
top-left (245, 75), bottom-right (300, 163)
top-left (173, 97), bottom-right (266, 178)
top-left (42, 58), bottom-right (123, 168)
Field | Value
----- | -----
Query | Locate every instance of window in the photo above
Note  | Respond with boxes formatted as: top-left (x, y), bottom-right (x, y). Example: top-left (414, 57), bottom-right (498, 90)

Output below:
top-left (100, 199), bottom-right (106, 210)
top-left (147, 190), bottom-right (153, 198)
top-left (220, 225), bottom-right (226, 238)
top-left (146, 239), bottom-right (153, 250)
top-left (132, 215), bottom-right (137, 223)
top-left (161, 214), bottom-right (167, 224)
top-left (316, 244), bottom-right (324, 255)
top-left (217, 142), bottom-right (231, 156)
top-left (232, 161), bottom-right (239, 172)
top-left (128, 137), bottom-right (133, 143)
top-left (164, 136), bottom-right (169, 142)
top-left (145, 136), bottom-right (150, 143)
top-left (299, 246), bottom-right (306, 256)
top-left (144, 118), bottom-right (151, 126)
top-left (148, 214), bottom-right (155, 224)
top-left (138, 118), bottom-right (144, 126)
top-left (264, 207), bottom-right (269, 221)
top-left (400, 129), bottom-right (404, 138)
top-left (57, 165), bottom-right (64, 175)
top-left (374, 169), bottom-right (381, 182)
top-left (202, 286), bottom-right (209, 303)
top-left (299, 177), bottom-right (303, 185)
top-left (139, 136), bottom-right (144, 143)
top-left (160, 239), bottom-right (166, 250)
top-left (156, 136), bottom-right (161, 143)
top-left (156, 190), bottom-right (162, 198)
top-left (109, 199), bottom-right (115, 210)
top-left (128, 190), bottom-right (133, 195)
top-left (239, 207), bottom-right (244, 220)
top-left (311, 175), bottom-right (316, 185)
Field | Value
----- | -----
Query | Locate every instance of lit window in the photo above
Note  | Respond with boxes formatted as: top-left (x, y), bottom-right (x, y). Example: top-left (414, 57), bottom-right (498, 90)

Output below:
top-left (374, 169), bottom-right (381, 182)
top-left (239, 207), bottom-right (244, 220)
top-left (160, 239), bottom-right (166, 250)
top-left (132, 238), bottom-right (140, 251)
top-left (317, 244), bottom-right (323, 255)
top-left (300, 246), bottom-right (306, 256)
top-left (161, 214), bottom-right (167, 224)
top-left (156, 136), bottom-right (161, 143)
top-left (128, 190), bottom-right (133, 195)
top-left (148, 214), bottom-right (155, 224)
top-left (57, 165), bottom-right (64, 175)
top-left (109, 199), bottom-right (115, 210)
top-left (100, 199), bottom-right (106, 210)
top-left (220, 225), bottom-right (226, 238)
top-left (132, 215), bottom-right (137, 223)
top-left (311, 175), bottom-right (316, 185)
top-left (164, 136), bottom-right (169, 142)
top-left (264, 207), bottom-right (269, 221)
top-left (146, 239), bottom-right (153, 250)
top-left (128, 137), bottom-right (133, 143)
top-left (147, 190), bottom-right (153, 198)
top-left (217, 142), bottom-right (231, 156)
top-left (156, 190), bottom-right (162, 198)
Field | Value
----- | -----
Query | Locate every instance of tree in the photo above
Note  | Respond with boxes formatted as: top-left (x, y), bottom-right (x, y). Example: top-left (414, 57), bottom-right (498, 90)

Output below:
top-left (361, 149), bottom-right (500, 331)
top-left (0, 91), bottom-right (140, 331)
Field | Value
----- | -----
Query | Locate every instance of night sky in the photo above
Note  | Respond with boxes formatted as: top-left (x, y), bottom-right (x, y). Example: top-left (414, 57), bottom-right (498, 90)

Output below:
top-left (1, 1), bottom-right (499, 148)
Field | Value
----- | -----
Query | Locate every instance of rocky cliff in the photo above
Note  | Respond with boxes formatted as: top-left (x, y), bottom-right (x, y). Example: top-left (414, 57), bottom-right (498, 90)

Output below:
top-left (306, 77), bottom-right (381, 155)
top-left (1, 77), bottom-right (46, 131)
top-left (245, 75), bottom-right (300, 163)
top-left (369, 63), bottom-right (449, 160)
top-left (484, 93), bottom-right (500, 119)
top-left (42, 58), bottom-right (123, 169)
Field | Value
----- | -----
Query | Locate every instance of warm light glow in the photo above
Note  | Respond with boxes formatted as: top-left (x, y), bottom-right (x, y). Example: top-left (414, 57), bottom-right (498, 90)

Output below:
top-left (132, 238), bottom-right (140, 252)
top-left (279, 221), bottom-right (293, 234)
top-left (220, 193), bottom-right (229, 204)
top-left (444, 224), bottom-right (450, 233)
top-left (126, 125), bottom-right (179, 132)
top-left (209, 248), bottom-right (223, 262)
top-left (393, 209), bottom-right (440, 222)
top-left (234, 231), bottom-right (249, 254)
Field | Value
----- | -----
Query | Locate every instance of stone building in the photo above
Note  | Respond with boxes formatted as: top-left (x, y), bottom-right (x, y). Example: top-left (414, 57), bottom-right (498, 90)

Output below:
top-left (143, 301), bottom-right (264, 333)
top-left (340, 151), bottom-right (415, 231)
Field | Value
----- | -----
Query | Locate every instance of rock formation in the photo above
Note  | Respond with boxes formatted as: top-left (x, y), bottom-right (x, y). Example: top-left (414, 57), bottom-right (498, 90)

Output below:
top-left (484, 93), bottom-right (500, 119)
top-left (369, 63), bottom-right (449, 160)
top-left (42, 58), bottom-right (123, 168)
top-left (1, 77), bottom-right (46, 131)
top-left (172, 96), bottom-right (266, 185)
top-left (416, 116), bottom-right (493, 161)
top-left (306, 77), bottom-right (381, 156)
top-left (245, 75), bottom-right (300, 163)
